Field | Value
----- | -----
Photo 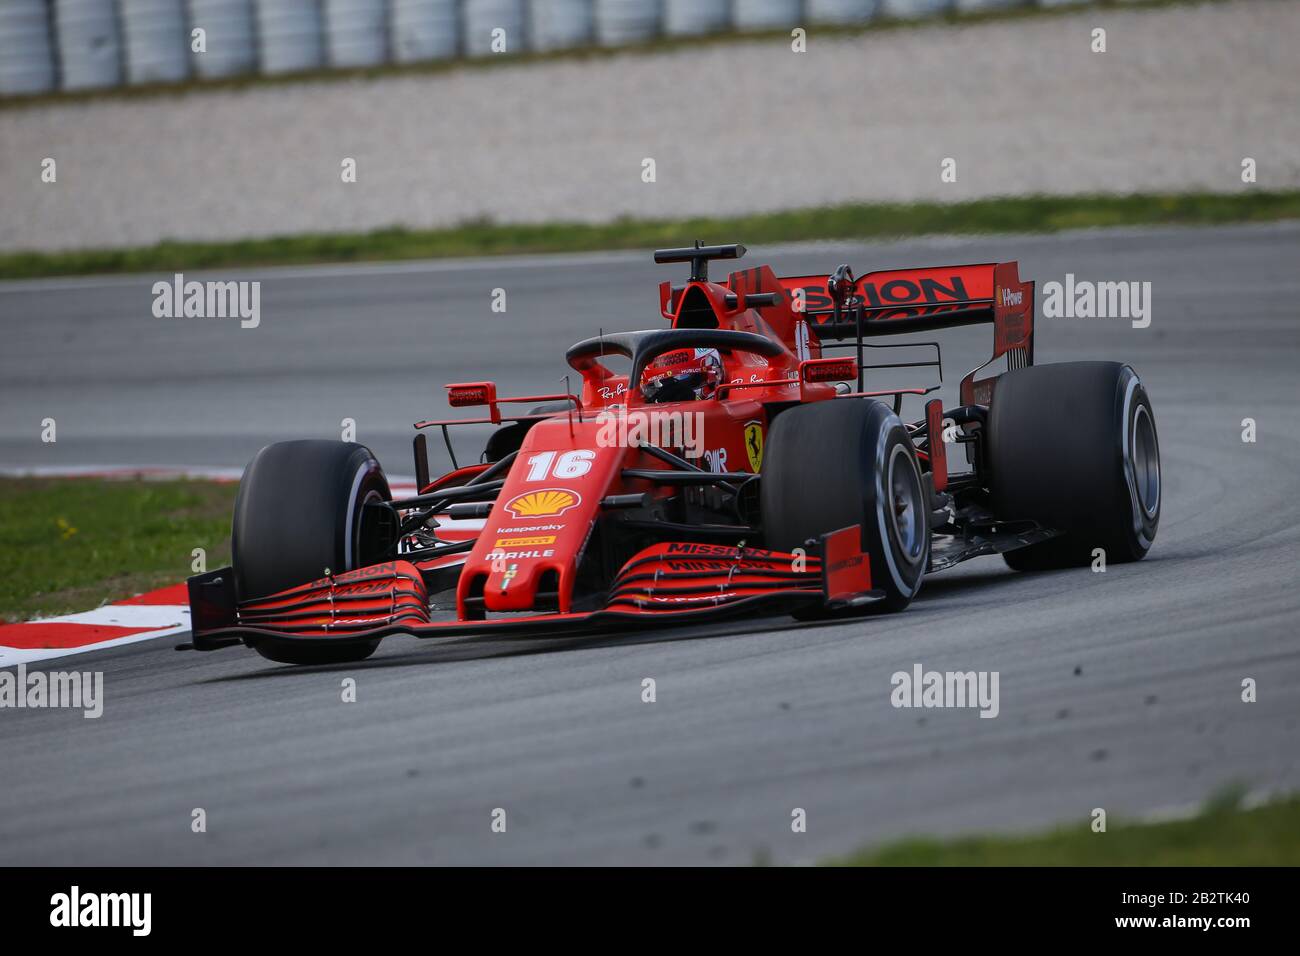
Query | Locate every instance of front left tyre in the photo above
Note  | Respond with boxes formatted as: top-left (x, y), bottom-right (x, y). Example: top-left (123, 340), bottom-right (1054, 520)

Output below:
top-left (232, 440), bottom-right (391, 664)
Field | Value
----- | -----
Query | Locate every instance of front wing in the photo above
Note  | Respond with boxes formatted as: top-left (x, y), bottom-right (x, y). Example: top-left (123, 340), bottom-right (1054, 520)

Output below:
top-left (185, 527), bottom-right (880, 651)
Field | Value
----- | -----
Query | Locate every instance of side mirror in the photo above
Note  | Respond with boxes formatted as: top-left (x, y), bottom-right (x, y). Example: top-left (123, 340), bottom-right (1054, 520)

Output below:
top-left (800, 357), bottom-right (857, 384)
top-left (445, 381), bottom-right (497, 407)
top-left (445, 382), bottom-right (500, 423)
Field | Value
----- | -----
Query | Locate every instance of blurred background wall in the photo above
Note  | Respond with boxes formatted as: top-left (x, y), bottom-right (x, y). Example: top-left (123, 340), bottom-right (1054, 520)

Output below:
top-left (1, 0), bottom-right (1117, 97)
top-left (4, 0), bottom-right (1294, 254)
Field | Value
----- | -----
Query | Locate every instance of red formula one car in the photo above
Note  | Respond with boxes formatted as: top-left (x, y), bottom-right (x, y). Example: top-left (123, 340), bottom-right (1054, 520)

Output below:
top-left (187, 242), bottom-right (1161, 664)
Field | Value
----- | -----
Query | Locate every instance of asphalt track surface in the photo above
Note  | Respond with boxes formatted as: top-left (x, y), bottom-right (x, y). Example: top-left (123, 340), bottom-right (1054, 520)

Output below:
top-left (1, 223), bottom-right (1298, 865)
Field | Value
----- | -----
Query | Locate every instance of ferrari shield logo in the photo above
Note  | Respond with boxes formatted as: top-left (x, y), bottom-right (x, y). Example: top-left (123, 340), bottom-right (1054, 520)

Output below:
top-left (744, 421), bottom-right (764, 471)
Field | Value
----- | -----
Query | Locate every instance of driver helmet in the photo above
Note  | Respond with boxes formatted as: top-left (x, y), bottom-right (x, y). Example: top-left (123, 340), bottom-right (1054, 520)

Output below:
top-left (641, 348), bottom-right (724, 403)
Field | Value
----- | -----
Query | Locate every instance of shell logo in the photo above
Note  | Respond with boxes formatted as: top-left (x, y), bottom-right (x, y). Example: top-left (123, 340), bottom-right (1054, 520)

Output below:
top-left (503, 488), bottom-right (582, 518)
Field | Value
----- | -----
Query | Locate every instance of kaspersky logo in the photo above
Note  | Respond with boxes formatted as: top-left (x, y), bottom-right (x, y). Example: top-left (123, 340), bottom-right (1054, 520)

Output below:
top-left (504, 489), bottom-right (582, 518)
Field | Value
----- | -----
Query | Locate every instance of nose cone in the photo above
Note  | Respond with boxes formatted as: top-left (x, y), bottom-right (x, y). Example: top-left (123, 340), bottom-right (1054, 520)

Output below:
top-left (457, 418), bottom-right (624, 616)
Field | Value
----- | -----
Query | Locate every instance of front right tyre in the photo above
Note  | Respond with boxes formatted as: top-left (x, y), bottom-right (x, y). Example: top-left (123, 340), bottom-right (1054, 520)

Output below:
top-left (761, 398), bottom-right (928, 611)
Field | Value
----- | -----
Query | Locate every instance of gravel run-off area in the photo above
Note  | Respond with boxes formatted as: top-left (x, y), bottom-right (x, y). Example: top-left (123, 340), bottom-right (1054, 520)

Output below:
top-left (1, 0), bottom-right (1297, 253)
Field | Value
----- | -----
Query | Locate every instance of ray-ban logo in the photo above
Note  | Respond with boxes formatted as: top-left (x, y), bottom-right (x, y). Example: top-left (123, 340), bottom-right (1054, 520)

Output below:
top-left (50, 886), bottom-right (151, 936)
top-left (152, 273), bottom-right (260, 328)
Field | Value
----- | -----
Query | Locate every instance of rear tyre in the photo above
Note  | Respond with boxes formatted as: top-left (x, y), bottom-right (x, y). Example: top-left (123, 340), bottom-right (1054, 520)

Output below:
top-left (232, 440), bottom-right (392, 664)
top-left (761, 399), bottom-right (928, 611)
top-left (989, 362), bottom-right (1160, 571)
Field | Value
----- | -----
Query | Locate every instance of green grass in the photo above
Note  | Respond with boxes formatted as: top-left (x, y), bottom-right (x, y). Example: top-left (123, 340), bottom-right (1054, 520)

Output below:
top-left (0, 477), bottom-right (238, 623)
top-left (4, 190), bottom-right (1298, 281)
top-left (825, 787), bottom-right (1300, 866)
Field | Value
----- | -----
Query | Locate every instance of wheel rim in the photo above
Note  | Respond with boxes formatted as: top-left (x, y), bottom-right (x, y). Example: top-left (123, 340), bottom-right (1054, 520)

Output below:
top-left (886, 443), bottom-right (925, 565)
top-left (1130, 404), bottom-right (1160, 519)
top-left (351, 487), bottom-right (385, 567)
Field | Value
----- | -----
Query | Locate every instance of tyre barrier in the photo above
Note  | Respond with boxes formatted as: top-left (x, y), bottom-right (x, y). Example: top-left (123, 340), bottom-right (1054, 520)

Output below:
top-left (120, 0), bottom-right (190, 85)
top-left (6, 0), bottom-right (1123, 96)
top-left (880, 0), bottom-right (953, 17)
top-left (528, 0), bottom-right (593, 50)
top-left (733, 0), bottom-right (803, 32)
top-left (594, 0), bottom-right (660, 47)
top-left (324, 0), bottom-right (390, 68)
top-left (464, 0), bottom-right (526, 55)
top-left (389, 0), bottom-right (459, 62)
top-left (0, 0), bottom-right (56, 95)
top-left (189, 0), bottom-right (257, 79)
top-left (53, 0), bottom-right (124, 91)
top-left (255, 0), bottom-right (325, 75)
top-left (663, 0), bottom-right (727, 37)
top-left (953, 0), bottom-right (1027, 11)
top-left (808, 0), bottom-right (879, 24)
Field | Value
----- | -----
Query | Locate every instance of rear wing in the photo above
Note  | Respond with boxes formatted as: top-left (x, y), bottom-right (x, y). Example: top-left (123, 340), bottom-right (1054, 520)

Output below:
top-left (777, 262), bottom-right (1034, 405)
